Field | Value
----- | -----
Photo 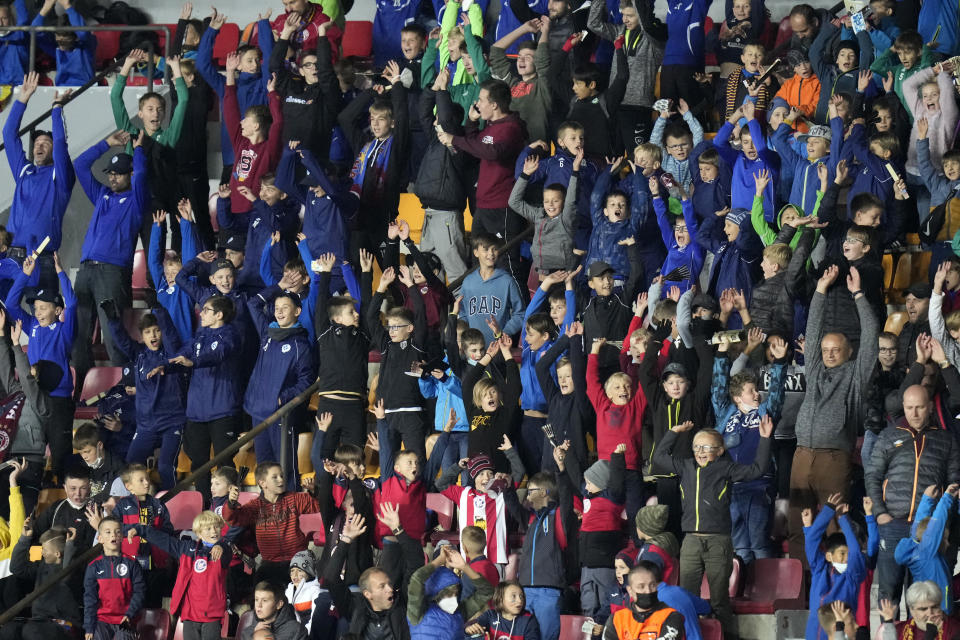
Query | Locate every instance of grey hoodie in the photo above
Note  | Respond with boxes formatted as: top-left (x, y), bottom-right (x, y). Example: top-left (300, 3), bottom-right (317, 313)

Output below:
top-left (508, 172), bottom-right (580, 272)
top-left (587, 0), bottom-right (664, 108)
top-left (0, 337), bottom-right (51, 458)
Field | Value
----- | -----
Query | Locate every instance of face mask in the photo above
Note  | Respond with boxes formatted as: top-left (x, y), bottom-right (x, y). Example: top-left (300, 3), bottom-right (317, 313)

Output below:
top-left (633, 591), bottom-right (659, 609)
top-left (691, 318), bottom-right (721, 338)
top-left (437, 596), bottom-right (459, 614)
top-left (831, 562), bottom-right (847, 574)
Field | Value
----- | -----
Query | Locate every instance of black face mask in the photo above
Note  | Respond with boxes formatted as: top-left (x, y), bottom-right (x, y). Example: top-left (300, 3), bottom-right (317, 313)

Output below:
top-left (633, 591), bottom-right (659, 610)
top-left (690, 317), bottom-right (722, 338)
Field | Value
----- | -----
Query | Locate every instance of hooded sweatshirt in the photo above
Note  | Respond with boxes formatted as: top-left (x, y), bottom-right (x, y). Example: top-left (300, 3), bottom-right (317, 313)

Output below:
top-left (713, 119), bottom-right (778, 222)
top-left (653, 196), bottom-right (705, 296)
top-left (697, 208), bottom-right (763, 309)
top-left (407, 565), bottom-right (494, 639)
top-left (805, 505), bottom-right (866, 640)
top-left (459, 268), bottom-right (526, 344)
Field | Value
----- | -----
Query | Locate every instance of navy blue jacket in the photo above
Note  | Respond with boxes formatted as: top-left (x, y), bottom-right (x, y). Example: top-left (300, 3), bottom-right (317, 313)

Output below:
top-left (179, 323), bottom-right (243, 422)
top-left (243, 289), bottom-right (315, 419)
top-left (82, 553), bottom-right (145, 632)
top-left (175, 258), bottom-right (256, 356)
top-left (216, 195), bottom-right (299, 294)
top-left (75, 142), bottom-right (149, 267)
top-left (2, 100), bottom-right (75, 253)
top-left (108, 307), bottom-right (187, 431)
top-left (0, 0), bottom-right (28, 85)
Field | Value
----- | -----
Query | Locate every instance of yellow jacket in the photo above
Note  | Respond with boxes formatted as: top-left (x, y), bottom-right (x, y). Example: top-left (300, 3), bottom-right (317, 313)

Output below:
top-left (0, 486), bottom-right (25, 578)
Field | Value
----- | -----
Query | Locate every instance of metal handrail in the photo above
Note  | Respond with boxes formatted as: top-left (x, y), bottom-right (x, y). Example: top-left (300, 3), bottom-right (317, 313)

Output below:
top-left (0, 24), bottom-right (173, 155)
top-left (0, 378), bottom-right (319, 627)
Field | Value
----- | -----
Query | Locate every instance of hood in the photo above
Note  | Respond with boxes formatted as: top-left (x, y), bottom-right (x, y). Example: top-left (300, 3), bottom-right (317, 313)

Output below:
top-left (635, 504), bottom-right (680, 557)
top-left (267, 322), bottom-right (307, 342)
top-left (776, 203), bottom-right (801, 227)
top-left (424, 566), bottom-right (460, 599)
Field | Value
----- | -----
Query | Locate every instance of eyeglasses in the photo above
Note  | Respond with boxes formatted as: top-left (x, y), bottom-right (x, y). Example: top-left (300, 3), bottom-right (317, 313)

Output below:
top-left (692, 444), bottom-right (719, 452)
top-left (666, 142), bottom-right (691, 150)
top-left (300, 61), bottom-right (317, 68)
top-left (387, 324), bottom-right (411, 331)
top-left (200, 306), bottom-right (215, 314)
top-left (527, 487), bottom-right (545, 494)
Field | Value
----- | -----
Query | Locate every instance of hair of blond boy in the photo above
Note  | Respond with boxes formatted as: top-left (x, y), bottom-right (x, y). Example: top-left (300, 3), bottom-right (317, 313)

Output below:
top-left (763, 243), bottom-right (792, 271)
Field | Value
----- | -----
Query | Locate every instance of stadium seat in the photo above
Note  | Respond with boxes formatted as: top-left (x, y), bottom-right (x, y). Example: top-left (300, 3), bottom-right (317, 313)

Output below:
top-left (426, 492), bottom-right (455, 531)
top-left (700, 556), bottom-right (740, 599)
top-left (882, 253), bottom-right (894, 291)
top-left (559, 615), bottom-right (594, 639)
top-left (911, 250), bottom-right (932, 284)
top-left (213, 23), bottom-right (240, 67)
top-left (299, 512), bottom-right (326, 546)
top-left (164, 490), bottom-right (204, 531)
top-left (135, 608), bottom-right (172, 640)
top-left (74, 366), bottom-right (123, 419)
top-left (700, 617), bottom-right (723, 640)
top-left (884, 311), bottom-right (908, 336)
top-left (94, 29), bottom-right (121, 69)
top-left (342, 21), bottom-right (373, 59)
top-left (235, 610), bottom-right (256, 639)
top-left (132, 249), bottom-right (149, 300)
top-left (889, 252), bottom-right (913, 303)
top-left (731, 558), bottom-right (804, 614)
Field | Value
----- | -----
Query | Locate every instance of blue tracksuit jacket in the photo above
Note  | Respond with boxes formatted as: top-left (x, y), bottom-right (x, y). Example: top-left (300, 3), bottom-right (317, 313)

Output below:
top-left (149, 217), bottom-right (199, 344)
top-left (216, 195), bottom-right (299, 294)
top-left (697, 208), bottom-right (763, 304)
top-left (663, 0), bottom-right (713, 66)
top-left (587, 168), bottom-right (646, 281)
top-left (108, 307), bottom-right (187, 431)
top-left (243, 291), bottom-right (315, 420)
top-left (770, 118), bottom-right (842, 215)
top-left (3, 100), bottom-right (75, 254)
top-left (5, 270), bottom-right (76, 398)
top-left (31, 6), bottom-right (95, 85)
top-left (178, 322), bottom-right (243, 423)
top-left (654, 196), bottom-right (705, 295)
top-left (895, 492), bottom-right (955, 613)
top-left (0, 0), bottom-right (28, 84)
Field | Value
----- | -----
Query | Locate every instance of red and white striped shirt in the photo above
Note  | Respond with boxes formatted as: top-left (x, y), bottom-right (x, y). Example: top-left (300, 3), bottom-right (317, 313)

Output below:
top-left (442, 485), bottom-right (508, 564)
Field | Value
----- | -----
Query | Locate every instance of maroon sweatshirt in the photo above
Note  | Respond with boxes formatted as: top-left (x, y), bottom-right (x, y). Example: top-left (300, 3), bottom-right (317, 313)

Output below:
top-left (452, 112), bottom-right (527, 209)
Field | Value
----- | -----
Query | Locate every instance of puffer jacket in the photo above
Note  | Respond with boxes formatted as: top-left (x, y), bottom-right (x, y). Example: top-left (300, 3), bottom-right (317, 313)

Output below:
top-left (865, 420), bottom-right (960, 522)
top-left (748, 225), bottom-right (814, 337)
top-left (414, 88), bottom-right (470, 212)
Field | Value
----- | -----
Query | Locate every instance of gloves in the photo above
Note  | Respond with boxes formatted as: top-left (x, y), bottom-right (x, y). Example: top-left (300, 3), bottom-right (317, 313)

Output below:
top-left (652, 319), bottom-right (672, 342)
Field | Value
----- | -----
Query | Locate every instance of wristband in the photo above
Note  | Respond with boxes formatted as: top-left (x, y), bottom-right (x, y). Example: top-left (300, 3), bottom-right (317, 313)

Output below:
top-left (392, 527), bottom-right (404, 536)
top-left (941, 360), bottom-right (951, 369)
top-left (881, 619), bottom-right (893, 625)
top-left (340, 535), bottom-right (352, 544)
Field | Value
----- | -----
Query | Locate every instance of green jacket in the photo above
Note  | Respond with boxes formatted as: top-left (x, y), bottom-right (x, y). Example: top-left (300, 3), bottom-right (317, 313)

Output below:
top-left (870, 46), bottom-right (934, 119)
top-left (422, 24), bottom-right (491, 120)
top-left (111, 74), bottom-right (189, 150)
top-left (751, 195), bottom-right (823, 249)
top-left (406, 563), bottom-right (494, 626)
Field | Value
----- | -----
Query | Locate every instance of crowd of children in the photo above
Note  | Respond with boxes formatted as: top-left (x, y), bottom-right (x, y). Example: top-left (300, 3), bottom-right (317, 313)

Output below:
top-left (6, 0), bottom-right (960, 638)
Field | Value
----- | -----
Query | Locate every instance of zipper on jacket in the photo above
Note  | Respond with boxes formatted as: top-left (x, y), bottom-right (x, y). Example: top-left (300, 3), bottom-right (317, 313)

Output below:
top-left (695, 467), bottom-right (701, 530)
top-left (908, 431), bottom-right (926, 521)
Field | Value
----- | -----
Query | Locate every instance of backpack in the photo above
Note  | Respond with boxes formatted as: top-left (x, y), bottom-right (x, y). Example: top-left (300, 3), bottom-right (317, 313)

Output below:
top-left (101, 1), bottom-right (150, 25)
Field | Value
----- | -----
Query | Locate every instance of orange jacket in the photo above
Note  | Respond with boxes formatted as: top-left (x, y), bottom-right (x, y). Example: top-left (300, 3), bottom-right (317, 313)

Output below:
top-left (775, 74), bottom-right (821, 121)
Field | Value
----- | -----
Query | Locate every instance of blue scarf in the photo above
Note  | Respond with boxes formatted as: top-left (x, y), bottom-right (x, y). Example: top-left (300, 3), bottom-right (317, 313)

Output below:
top-left (350, 135), bottom-right (394, 200)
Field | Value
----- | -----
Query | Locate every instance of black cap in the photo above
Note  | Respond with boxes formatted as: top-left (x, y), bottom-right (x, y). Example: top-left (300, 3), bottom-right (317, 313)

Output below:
top-left (222, 234), bottom-right (246, 252)
top-left (787, 48), bottom-right (809, 67)
top-left (587, 261), bottom-right (614, 278)
top-left (661, 362), bottom-right (689, 381)
top-left (27, 287), bottom-right (64, 307)
top-left (105, 152), bottom-right (133, 174)
top-left (213, 258), bottom-right (236, 273)
top-left (905, 282), bottom-right (932, 299)
top-left (691, 293), bottom-right (719, 313)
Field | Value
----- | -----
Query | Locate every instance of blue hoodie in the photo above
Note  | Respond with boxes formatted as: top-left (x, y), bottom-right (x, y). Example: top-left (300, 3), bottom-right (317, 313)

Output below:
top-left (919, 0), bottom-right (959, 57)
top-left (894, 492), bottom-right (954, 613)
top-left (697, 208), bottom-right (763, 310)
top-left (5, 270), bottom-right (76, 398)
top-left (31, 6), bottom-right (95, 86)
top-left (3, 101), bottom-right (75, 256)
top-left (459, 268), bottom-right (526, 344)
top-left (653, 196), bottom-right (705, 296)
top-left (149, 217), bottom-right (198, 344)
top-left (711, 356), bottom-right (786, 489)
top-left (243, 290), bottom-right (315, 420)
top-left (410, 567), bottom-right (466, 640)
top-left (0, 0), bottom-right (28, 85)
top-left (493, 0), bottom-right (549, 54)
top-left (108, 307), bottom-right (188, 432)
top-left (714, 119), bottom-right (778, 222)
top-left (420, 370), bottom-right (469, 432)
top-left (178, 322), bottom-right (243, 423)
top-left (770, 117), bottom-right (843, 217)
top-left (839, 122), bottom-right (902, 216)
top-left (197, 20), bottom-right (273, 165)
top-left (805, 505), bottom-right (866, 640)
top-left (587, 168), bottom-right (647, 281)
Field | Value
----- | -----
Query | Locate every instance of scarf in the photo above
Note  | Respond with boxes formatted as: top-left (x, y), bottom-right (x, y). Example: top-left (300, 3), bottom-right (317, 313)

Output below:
top-left (349, 135), bottom-right (394, 201)
top-left (0, 392), bottom-right (26, 463)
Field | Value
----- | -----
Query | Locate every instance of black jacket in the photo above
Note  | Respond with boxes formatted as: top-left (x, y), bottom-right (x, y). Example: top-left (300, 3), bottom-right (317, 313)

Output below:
top-left (368, 285), bottom-right (428, 410)
top-left (11, 535), bottom-right (81, 623)
top-left (414, 88), bottom-right (470, 212)
top-left (34, 499), bottom-right (96, 549)
top-left (462, 353), bottom-right (522, 472)
top-left (314, 270), bottom-right (372, 400)
top-left (270, 35), bottom-right (339, 158)
top-left (653, 429), bottom-right (771, 534)
top-left (866, 419), bottom-right (960, 522)
top-left (536, 334), bottom-right (592, 470)
top-left (749, 225), bottom-right (813, 338)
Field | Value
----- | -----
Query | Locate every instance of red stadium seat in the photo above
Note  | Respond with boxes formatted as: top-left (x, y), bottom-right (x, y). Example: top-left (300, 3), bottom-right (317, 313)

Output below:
top-left (94, 29), bottom-right (121, 69)
top-left (700, 617), bottom-right (723, 640)
top-left (701, 556), bottom-right (740, 599)
top-left (559, 615), bottom-right (594, 640)
top-left (235, 610), bottom-right (256, 640)
top-left (299, 512), bottom-right (326, 546)
top-left (426, 492), bottom-right (455, 531)
top-left (132, 249), bottom-right (150, 301)
top-left (74, 366), bottom-right (123, 419)
top-left (213, 23), bottom-right (240, 67)
top-left (135, 608), bottom-right (171, 640)
top-left (731, 558), bottom-right (804, 614)
top-left (164, 490), bottom-right (204, 531)
top-left (342, 21), bottom-right (373, 59)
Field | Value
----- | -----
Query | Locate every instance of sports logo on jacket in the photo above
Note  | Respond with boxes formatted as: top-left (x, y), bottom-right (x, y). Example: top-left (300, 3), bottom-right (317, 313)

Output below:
top-left (482, 135), bottom-right (494, 144)
top-left (194, 558), bottom-right (207, 573)
top-left (282, 344), bottom-right (291, 354)
top-left (117, 563), bottom-right (128, 577)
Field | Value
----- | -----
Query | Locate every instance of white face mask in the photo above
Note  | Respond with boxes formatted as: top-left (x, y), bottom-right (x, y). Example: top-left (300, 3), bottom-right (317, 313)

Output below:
top-left (437, 596), bottom-right (459, 614)
top-left (831, 562), bottom-right (848, 574)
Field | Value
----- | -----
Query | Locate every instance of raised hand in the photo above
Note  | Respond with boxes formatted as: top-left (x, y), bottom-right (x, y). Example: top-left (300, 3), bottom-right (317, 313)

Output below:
top-left (758, 413), bottom-right (774, 438)
top-left (180, 2), bottom-right (193, 20)
top-left (523, 155), bottom-right (540, 176)
top-left (377, 502), bottom-right (401, 532)
top-left (369, 398), bottom-right (386, 420)
top-left (315, 411), bottom-right (333, 432)
top-left (817, 264), bottom-right (839, 292)
top-left (358, 249), bottom-right (374, 273)
top-left (834, 159), bottom-right (848, 184)
top-left (753, 168), bottom-right (771, 193)
top-left (801, 508), bottom-right (813, 528)
top-left (19, 71), bottom-right (39, 103)
top-left (209, 7), bottom-right (227, 30)
top-left (342, 513), bottom-right (367, 540)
